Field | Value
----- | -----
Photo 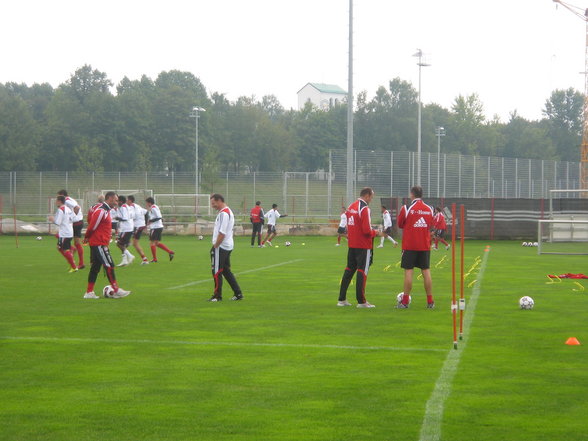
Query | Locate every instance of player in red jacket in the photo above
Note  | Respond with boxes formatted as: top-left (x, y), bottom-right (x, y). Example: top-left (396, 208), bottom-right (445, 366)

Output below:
top-left (338, 187), bottom-right (383, 308)
top-left (431, 207), bottom-right (450, 250)
top-left (397, 186), bottom-right (435, 308)
top-left (249, 201), bottom-right (264, 247)
top-left (83, 191), bottom-right (130, 299)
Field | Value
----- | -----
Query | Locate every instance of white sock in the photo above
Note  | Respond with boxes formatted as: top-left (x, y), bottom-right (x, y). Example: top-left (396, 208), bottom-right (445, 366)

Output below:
top-left (380, 237), bottom-right (385, 246)
top-left (387, 236), bottom-right (397, 244)
top-left (124, 249), bottom-right (134, 259)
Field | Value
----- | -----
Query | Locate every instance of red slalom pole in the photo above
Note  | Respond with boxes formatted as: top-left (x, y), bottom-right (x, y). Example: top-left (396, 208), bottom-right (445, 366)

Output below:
top-left (459, 204), bottom-right (465, 340)
top-left (451, 203), bottom-right (457, 349)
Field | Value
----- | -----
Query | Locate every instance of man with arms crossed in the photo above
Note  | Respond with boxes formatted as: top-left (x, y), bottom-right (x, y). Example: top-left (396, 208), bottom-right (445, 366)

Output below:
top-left (83, 192), bottom-right (130, 299)
top-left (209, 194), bottom-right (243, 302)
top-left (397, 186), bottom-right (435, 309)
top-left (338, 187), bottom-right (383, 308)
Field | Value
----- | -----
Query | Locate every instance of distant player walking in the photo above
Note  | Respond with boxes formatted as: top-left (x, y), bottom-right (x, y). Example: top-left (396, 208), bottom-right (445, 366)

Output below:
top-left (83, 192), bottom-right (130, 299)
top-left (397, 186), bottom-right (435, 309)
top-left (145, 197), bottom-right (175, 262)
top-left (377, 205), bottom-right (398, 248)
top-left (50, 196), bottom-right (78, 272)
top-left (57, 190), bottom-right (85, 269)
top-left (209, 194), bottom-right (243, 302)
top-left (128, 195), bottom-right (149, 264)
top-left (338, 187), bottom-right (383, 308)
top-left (431, 207), bottom-right (450, 250)
top-left (250, 201), bottom-right (264, 247)
top-left (261, 203), bottom-right (287, 247)
top-left (336, 206), bottom-right (347, 246)
top-left (115, 195), bottom-right (135, 266)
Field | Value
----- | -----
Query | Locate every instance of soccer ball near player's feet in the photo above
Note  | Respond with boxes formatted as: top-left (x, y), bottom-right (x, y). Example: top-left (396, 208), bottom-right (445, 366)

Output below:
top-left (198, 235), bottom-right (203, 240)
top-left (519, 296), bottom-right (534, 310)
top-left (103, 285), bottom-right (115, 298)
top-left (396, 292), bottom-right (411, 306)
top-left (285, 241), bottom-right (291, 247)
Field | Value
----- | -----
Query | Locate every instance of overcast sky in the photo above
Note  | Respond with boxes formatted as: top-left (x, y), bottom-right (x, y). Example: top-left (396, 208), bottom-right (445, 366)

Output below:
top-left (1, 0), bottom-right (586, 121)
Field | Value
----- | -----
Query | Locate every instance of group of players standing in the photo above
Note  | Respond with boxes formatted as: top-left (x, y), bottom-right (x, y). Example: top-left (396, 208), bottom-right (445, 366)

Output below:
top-left (51, 190), bottom-right (175, 299)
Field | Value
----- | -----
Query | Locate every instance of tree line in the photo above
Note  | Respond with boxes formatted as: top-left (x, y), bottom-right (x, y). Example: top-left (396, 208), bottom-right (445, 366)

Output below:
top-left (0, 65), bottom-right (583, 173)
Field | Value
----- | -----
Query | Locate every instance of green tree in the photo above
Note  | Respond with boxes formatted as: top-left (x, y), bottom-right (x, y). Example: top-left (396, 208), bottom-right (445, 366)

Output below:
top-left (543, 88), bottom-right (583, 161)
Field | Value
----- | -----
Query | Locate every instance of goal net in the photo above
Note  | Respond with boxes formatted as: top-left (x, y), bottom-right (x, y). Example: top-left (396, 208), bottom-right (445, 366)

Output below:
top-left (537, 219), bottom-right (588, 255)
top-left (154, 194), bottom-right (212, 218)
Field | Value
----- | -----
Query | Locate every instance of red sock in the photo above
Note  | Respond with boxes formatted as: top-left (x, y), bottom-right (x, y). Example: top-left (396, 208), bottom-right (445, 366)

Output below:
top-left (337, 236), bottom-right (341, 244)
top-left (402, 293), bottom-right (410, 305)
top-left (61, 249), bottom-right (76, 269)
top-left (87, 282), bottom-right (95, 293)
top-left (75, 243), bottom-right (84, 265)
top-left (427, 295), bottom-right (434, 304)
top-left (151, 245), bottom-right (157, 260)
top-left (157, 243), bottom-right (173, 254)
top-left (434, 239), bottom-right (438, 248)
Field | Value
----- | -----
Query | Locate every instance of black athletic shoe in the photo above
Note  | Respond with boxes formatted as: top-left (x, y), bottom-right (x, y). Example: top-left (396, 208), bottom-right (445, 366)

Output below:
top-left (208, 296), bottom-right (222, 302)
top-left (231, 294), bottom-right (244, 301)
top-left (427, 302), bottom-right (435, 309)
top-left (169, 252), bottom-right (175, 262)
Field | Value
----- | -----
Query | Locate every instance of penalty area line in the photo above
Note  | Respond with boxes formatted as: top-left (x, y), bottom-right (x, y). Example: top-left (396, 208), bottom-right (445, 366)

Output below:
top-left (418, 247), bottom-right (490, 441)
top-left (0, 336), bottom-right (445, 353)
top-left (167, 258), bottom-right (304, 290)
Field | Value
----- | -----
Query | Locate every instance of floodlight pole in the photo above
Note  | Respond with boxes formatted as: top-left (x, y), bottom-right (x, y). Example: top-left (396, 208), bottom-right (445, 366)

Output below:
top-left (190, 107), bottom-right (206, 195)
top-left (414, 49), bottom-right (430, 187)
top-left (346, 0), bottom-right (354, 204)
top-left (435, 126), bottom-right (445, 197)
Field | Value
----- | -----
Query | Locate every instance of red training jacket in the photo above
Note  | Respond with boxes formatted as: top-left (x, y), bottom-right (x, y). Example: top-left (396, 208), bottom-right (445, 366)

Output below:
top-left (346, 198), bottom-right (377, 249)
top-left (250, 205), bottom-right (263, 223)
top-left (397, 199), bottom-right (434, 251)
top-left (85, 202), bottom-right (113, 246)
top-left (434, 212), bottom-right (447, 230)
top-left (87, 202), bottom-right (102, 223)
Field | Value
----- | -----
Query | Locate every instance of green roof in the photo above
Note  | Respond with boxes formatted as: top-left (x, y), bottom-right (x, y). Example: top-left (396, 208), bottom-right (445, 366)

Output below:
top-left (303, 83), bottom-right (347, 94)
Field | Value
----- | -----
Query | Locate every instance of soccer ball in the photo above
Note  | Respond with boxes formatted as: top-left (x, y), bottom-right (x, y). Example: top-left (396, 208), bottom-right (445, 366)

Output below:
top-left (198, 235), bottom-right (204, 240)
top-left (103, 285), bottom-right (115, 298)
top-left (285, 241), bottom-right (291, 246)
top-left (522, 242), bottom-right (528, 247)
top-left (36, 236), bottom-right (42, 241)
top-left (396, 292), bottom-right (411, 305)
top-left (519, 296), bottom-right (534, 310)
top-left (533, 242), bottom-right (538, 247)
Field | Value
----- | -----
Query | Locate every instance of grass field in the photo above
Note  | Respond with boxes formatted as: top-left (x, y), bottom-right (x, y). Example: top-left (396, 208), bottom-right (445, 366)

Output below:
top-left (1, 235), bottom-right (587, 441)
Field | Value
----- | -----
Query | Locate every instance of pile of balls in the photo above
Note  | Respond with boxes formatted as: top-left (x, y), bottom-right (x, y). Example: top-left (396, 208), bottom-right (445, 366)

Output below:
top-left (522, 241), bottom-right (538, 247)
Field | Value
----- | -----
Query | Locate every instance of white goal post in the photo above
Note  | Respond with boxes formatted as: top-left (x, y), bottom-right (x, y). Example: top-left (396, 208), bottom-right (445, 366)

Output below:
top-left (537, 219), bottom-right (588, 255)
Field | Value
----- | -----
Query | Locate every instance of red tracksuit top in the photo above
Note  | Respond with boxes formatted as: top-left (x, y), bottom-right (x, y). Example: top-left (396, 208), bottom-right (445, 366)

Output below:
top-left (85, 203), bottom-right (113, 246)
top-left (250, 206), bottom-right (263, 223)
top-left (397, 199), bottom-right (434, 251)
top-left (434, 212), bottom-right (447, 230)
top-left (346, 198), bottom-right (377, 249)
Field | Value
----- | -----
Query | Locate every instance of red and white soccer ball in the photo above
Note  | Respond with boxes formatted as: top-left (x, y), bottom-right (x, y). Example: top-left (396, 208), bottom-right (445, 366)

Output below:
top-left (103, 285), bottom-right (115, 298)
top-left (396, 292), bottom-right (411, 305)
top-left (519, 296), bottom-right (534, 310)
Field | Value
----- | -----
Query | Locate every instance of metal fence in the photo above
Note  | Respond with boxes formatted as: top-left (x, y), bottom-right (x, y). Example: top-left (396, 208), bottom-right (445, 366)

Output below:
top-left (0, 150), bottom-right (582, 220)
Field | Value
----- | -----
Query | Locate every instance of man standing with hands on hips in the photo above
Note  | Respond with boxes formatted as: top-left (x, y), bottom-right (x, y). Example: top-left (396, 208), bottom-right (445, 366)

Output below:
top-left (209, 194), bottom-right (243, 302)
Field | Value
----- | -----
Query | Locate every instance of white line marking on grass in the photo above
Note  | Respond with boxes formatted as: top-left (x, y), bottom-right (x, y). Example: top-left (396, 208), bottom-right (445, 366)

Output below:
top-left (418, 248), bottom-right (490, 441)
top-left (167, 259), bottom-right (304, 290)
top-left (0, 336), bottom-right (446, 353)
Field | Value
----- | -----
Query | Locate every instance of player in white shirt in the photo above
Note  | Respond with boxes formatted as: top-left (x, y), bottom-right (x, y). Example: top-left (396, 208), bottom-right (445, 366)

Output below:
top-left (209, 193), bottom-right (243, 302)
top-left (336, 206), bottom-right (347, 246)
top-left (57, 190), bottom-right (85, 269)
top-left (261, 203), bottom-right (287, 247)
top-left (49, 196), bottom-right (78, 272)
top-left (145, 197), bottom-right (175, 263)
top-left (378, 205), bottom-right (398, 248)
top-left (115, 195), bottom-right (136, 266)
top-left (127, 195), bottom-right (149, 265)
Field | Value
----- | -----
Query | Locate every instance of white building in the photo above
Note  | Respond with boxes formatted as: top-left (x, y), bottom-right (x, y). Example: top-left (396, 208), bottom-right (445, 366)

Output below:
top-left (297, 83), bottom-right (347, 110)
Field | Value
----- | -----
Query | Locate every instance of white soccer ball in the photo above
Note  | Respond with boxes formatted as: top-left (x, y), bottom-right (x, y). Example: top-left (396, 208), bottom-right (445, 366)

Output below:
top-left (103, 285), bottom-right (115, 298)
top-left (36, 236), bottom-right (42, 241)
top-left (198, 235), bottom-right (204, 240)
top-left (522, 242), bottom-right (528, 247)
top-left (533, 242), bottom-right (538, 247)
top-left (285, 241), bottom-right (291, 246)
top-left (519, 296), bottom-right (534, 310)
top-left (396, 292), bottom-right (411, 305)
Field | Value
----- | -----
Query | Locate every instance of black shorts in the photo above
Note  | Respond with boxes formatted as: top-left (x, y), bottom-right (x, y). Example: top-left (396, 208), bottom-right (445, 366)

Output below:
top-left (252, 223), bottom-right (262, 234)
top-left (267, 225), bottom-right (276, 234)
top-left (337, 227), bottom-right (347, 234)
top-left (133, 226), bottom-right (146, 240)
top-left (346, 247), bottom-right (373, 274)
top-left (150, 228), bottom-right (163, 241)
top-left (90, 245), bottom-right (115, 268)
top-left (384, 227), bottom-right (392, 235)
top-left (117, 232), bottom-right (133, 247)
top-left (434, 229), bottom-right (445, 238)
top-left (111, 222), bottom-right (119, 232)
top-left (72, 221), bottom-right (83, 238)
top-left (57, 237), bottom-right (72, 251)
top-left (401, 250), bottom-right (430, 270)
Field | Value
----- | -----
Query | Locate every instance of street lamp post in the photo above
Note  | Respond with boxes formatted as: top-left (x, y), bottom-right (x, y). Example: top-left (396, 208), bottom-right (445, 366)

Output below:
top-left (413, 49), bottom-right (430, 186)
top-left (435, 126), bottom-right (446, 197)
top-left (189, 106), bottom-right (206, 195)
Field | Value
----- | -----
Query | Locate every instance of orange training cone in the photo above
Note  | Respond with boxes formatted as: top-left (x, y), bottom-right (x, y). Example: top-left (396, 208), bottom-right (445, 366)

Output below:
top-left (565, 337), bottom-right (581, 345)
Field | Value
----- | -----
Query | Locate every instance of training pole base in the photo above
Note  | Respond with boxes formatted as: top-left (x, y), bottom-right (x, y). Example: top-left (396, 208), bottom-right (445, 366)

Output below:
top-left (459, 334), bottom-right (463, 341)
top-left (453, 342), bottom-right (458, 350)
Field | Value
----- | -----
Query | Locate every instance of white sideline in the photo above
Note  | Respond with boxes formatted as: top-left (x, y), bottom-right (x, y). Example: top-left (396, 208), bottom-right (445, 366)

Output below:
top-left (167, 259), bottom-right (304, 290)
top-left (418, 248), bottom-right (490, 441)
top-left (0, 336), bottom-right (446, 353)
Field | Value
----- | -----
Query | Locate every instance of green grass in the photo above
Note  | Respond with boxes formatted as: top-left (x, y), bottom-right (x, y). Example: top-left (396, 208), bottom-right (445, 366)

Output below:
top-left (1, 236), bottom-right (587, 441)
